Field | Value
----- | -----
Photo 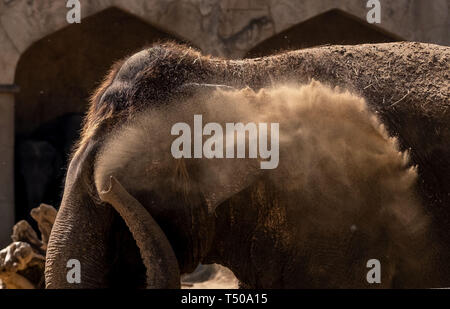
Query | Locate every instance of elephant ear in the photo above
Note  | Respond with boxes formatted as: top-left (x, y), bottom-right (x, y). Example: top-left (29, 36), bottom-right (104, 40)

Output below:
top-left (175, 83), bottom-right (261, 213)
top-left (99, 176), bottom-right (180, 288)
top-left (195, 158), bottom-right (263, 213)
top-left (173, 82), bottom-right (264, 213)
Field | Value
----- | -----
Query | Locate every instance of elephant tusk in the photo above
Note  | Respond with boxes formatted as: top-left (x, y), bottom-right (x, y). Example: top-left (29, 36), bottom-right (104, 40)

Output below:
top-left (175, 82), bottom-right (236, 96)
top-left (99, 176), bottom-right (180, 288)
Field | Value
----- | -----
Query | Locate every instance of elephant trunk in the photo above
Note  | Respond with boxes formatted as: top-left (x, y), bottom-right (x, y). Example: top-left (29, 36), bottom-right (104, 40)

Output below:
top-left (46, 144), bottom-right (180, 288)
top-left (45, 175), bottom-right (114, 288)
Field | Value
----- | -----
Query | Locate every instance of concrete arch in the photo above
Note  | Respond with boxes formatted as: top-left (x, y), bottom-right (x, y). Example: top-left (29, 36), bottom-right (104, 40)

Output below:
top-left (14, 6), bottom-right (193, 135)
top-left (219, 0), bottom-right (449, 58)
top-left (0, 0), bottom-right (200, 245)
top-left (12, 6), bottom-right (198, 229)
top-left (245, 9), bottom-right (401, 58)
top-left (0, 1), bottom-right (197, 83)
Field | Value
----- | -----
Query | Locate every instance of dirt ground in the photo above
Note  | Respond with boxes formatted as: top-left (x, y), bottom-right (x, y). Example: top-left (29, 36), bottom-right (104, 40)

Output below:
top-left (181, 264), bottom-right (238, 289)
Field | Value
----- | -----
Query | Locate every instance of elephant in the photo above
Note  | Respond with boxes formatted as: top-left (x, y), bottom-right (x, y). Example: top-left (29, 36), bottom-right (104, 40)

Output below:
top-left (15, 140), bottom-right (62, 222)
top-left (15, 113), bottom-right (83, 222)
top-left (45, 42), bottom-right (449, 288)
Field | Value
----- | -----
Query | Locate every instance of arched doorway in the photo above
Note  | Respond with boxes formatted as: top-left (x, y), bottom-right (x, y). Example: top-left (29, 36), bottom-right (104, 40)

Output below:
top-left (245, 9), bottom-right (401, 58)
top-left (14, 7), bottom-right (191, 222)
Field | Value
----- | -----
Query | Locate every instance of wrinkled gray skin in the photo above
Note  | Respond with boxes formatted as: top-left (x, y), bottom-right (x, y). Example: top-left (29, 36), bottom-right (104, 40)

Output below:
top-left (45, 42), bottom-right (449, 288)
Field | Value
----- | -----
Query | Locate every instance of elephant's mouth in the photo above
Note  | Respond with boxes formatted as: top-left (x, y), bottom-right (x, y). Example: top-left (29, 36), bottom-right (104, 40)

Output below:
top-left (99, 176), bottom-right (181, 288)
top-left (107, 208), bottom-right (147, 288)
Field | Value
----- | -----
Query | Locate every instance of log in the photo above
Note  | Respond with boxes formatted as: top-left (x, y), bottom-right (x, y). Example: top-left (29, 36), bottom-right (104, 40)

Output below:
top-left (31, 204), bottom-right (57, 249)
top-left (0, 204), bottom-right (56, 289)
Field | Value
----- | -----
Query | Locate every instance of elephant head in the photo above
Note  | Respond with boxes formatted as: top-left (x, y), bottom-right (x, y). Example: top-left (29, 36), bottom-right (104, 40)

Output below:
top-left (45, 137), bottom-right (182, 288)
top-left (44, 82), bottom-right (250, 288)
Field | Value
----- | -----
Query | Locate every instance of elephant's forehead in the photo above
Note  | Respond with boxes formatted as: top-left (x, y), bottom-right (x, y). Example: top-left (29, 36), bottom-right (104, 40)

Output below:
top-left (116, 49), bottom-right (153, 82)
top-left (99, 49), bottom-right (152, 106)
top-left (99, 46), bottom-right (172, 107)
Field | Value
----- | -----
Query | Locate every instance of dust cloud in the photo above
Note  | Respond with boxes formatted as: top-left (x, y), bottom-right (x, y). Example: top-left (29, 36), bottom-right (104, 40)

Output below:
top-left (94, 81), bottom-right (431, 281)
